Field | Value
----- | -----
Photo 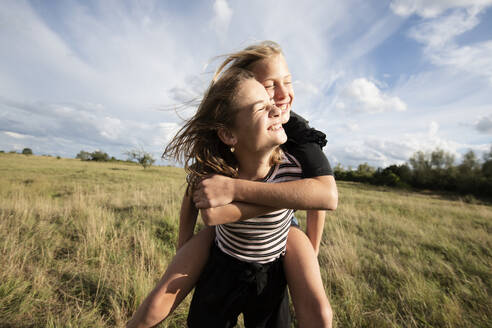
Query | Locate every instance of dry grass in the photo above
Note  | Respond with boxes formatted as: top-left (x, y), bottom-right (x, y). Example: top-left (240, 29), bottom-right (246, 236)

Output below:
top-left (1, 154), bottom-right (491, 327)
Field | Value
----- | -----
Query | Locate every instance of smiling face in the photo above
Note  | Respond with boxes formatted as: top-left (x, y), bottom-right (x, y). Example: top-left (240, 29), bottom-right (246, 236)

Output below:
top-left (229, 78), bottom-right (287, 155)
top-left (249, 53), bottom-right (294, 124)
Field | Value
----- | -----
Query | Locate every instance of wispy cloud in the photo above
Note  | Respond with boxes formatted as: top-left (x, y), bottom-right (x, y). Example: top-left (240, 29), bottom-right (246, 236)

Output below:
top-left (0, 97), bottom-right (178, 157)
top-left (390, 0), bottom-right (492, 18)
top-left (402, 5), bottom-right (492, 84)
top-left (0, 0), bottom-right (490, 167)
top-left (211, 0), bottom-right (233, 40)
top-left (4, 131), bottom-right (29, 139)
top-left (408, 7), bottom-right (481, 47)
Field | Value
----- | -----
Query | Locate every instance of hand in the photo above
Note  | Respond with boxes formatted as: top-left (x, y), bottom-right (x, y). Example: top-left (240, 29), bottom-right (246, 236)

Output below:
top-left (193, 174), bottom-right (235, 208)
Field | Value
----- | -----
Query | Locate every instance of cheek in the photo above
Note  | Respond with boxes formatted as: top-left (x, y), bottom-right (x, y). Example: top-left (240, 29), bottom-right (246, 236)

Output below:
top-left (287, 86), bottom-right (294, 102)
top-left (281, 111), bottom-right (290, 124)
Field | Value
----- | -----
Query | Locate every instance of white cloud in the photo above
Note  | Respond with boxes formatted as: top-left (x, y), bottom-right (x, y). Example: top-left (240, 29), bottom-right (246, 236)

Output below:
top-left (211, 0), bottom-right (233, 38)
top-left (329, 125), bottom-right (483, 168)
top-left (0, 97), bottom-right (179, 158)
top-left (152, 122), bottom-right (180, 148)
top-left (0, 0), bottom-right (489, 167)
top-left (343, 122), bottom-right (360, 132)
top-left (475, 114), bottom-right (492, 133)
top-left (429, 121), bottom-right (439, 136)
top-left (293, 80), bottom-right (320, 96)
top-left (3, 131), bottom-right (29, 139)
top-left (335, 78), bottom-right (407, 114)
top-left (390, 0), bottom-right (492, 18)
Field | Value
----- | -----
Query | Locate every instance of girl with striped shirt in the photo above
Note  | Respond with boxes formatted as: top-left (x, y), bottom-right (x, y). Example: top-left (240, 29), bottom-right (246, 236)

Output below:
top-left (128, 42), bottom-right (336, 328)
top-left (215, 152), bottom-right (302, 264)
top-left (176, 68), bottom-right (297, 326)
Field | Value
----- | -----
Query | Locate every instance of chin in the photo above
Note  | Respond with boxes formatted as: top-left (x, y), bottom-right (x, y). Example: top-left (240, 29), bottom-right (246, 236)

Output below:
top-left (281, 111), bottom-right (291, 124)
top-left (278, 132), bottom-right (288, 145)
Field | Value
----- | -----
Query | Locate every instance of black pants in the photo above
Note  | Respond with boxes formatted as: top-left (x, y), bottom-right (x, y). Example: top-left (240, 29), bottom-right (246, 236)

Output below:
top-left (187, 243), bottom-right (291, 328)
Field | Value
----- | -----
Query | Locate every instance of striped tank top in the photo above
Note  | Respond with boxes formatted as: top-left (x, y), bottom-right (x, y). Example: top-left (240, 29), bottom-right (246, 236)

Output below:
top-left (215, 152), bottom-right (303, 264)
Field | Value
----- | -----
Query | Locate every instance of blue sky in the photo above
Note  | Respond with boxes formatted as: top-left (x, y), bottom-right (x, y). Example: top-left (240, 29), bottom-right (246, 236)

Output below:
top-left (1, 0), bottom-right (491, 168)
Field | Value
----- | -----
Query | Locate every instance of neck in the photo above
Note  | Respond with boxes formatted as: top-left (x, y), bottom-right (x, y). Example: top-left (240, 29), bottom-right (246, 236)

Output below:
top-left (235, 149), bottom-right (274, 181)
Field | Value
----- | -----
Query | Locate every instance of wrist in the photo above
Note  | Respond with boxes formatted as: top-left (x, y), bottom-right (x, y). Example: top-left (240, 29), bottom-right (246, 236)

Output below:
top-left (232, 178), bottom-right (243, 202)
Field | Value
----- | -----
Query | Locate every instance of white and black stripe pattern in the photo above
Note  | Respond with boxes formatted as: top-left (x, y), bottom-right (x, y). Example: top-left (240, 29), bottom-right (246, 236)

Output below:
top-left (215, 152), bottom-right (302, 264)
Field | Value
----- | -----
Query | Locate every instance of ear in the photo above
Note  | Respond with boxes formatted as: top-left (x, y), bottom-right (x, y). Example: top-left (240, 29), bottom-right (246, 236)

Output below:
top-left (217, 127), bottom-right (237, 147)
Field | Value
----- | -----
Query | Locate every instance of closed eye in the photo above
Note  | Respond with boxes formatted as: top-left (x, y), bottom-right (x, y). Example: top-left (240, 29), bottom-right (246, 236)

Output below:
top-left (255, 106), bottom-right (266, 113)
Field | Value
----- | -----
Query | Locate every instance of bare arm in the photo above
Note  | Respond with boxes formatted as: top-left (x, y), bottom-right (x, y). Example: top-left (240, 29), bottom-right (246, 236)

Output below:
top-left (200, 201), bottom-right (278, 226)
top-left (194, 174), bottom-right (338, 211)
top-left (177, 192), bottom-right (199, 249)
top-left (305, 210), bottom-right (326, 256)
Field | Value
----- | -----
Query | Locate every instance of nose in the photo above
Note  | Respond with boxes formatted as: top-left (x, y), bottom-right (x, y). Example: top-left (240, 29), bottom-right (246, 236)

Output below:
top-left (274, 84), bottom-right (289, 101)
top-left (269, 104), bottom-right (281, 117)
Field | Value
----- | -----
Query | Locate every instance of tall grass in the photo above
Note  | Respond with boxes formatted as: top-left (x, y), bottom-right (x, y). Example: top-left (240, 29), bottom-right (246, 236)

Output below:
top-left (1, 154), bottom-right (491, 327)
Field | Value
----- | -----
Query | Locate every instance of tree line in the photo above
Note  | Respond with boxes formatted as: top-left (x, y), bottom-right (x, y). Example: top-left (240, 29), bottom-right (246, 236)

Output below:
top-left (4, 146), bottom-right (491, 196)
top-left (334, 147), bottom-right (492, 198)
top-left (2, 148), bottom-right (156, 169)
top-left (76, 149), bottom-right (155, 169)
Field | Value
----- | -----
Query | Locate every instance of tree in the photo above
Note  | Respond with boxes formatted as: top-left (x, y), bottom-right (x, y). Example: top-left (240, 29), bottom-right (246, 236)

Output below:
top-left (430, 148), bottom-right (454, 170)
top-left (333, 163), bottom-right (347, 180)
top-left (90, 150), bottom-right (109, 162)
top-left (125, 149), bottom-right (156, 169)
top-left (387, 164), bottom-right (412, 184)
top-left (459, 150), bottom-right (480, 174)
top-left (76, 150), bottom-right (91, 161)
top-left (456, 150), bottom-right (482, 194)
top-left (409, 150), bottom-right (433, 187)
top-left (409, 151), bottom-right (431, 171)
top-left (355, 163), bottom-right (375, 182)
top-left (22, 148), bottom-right (33, 155)
top-left (482, 146), bottom-right (492, 178)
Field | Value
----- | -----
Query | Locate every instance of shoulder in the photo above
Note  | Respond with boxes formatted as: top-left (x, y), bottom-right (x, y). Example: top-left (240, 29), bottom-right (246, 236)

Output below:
top-left (267, 152), bottom-right (303, 182)
top-left (283, 111), bottom-right (327, 148)
top-left (281, 151), bottom-right (301, 168)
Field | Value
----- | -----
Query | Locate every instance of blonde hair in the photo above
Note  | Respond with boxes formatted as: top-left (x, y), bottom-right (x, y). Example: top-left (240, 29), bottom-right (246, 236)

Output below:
top-left (213, 40), bottom-right (283, 83)
top-left (164, 43), bottom-right (286, 193)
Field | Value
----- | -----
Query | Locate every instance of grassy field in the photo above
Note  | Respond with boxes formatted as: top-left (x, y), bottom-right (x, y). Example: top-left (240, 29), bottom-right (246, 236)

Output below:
top-left (1, 153), bottom-right (491, 327)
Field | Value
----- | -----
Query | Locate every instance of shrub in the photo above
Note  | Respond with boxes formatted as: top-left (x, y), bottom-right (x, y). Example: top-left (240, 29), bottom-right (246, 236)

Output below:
top-left (22, 148), bottom-right (33, 155)
top-left (76, 150), bottom-right (91, 161)
top-left (125, 149), bottom-right (156, 169)
top-left (90, 151), bottom-right (110, 162)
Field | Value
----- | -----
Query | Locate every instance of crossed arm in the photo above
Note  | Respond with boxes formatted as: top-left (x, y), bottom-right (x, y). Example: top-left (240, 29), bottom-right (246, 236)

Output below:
top-left (188, 174), bottom-right (338, 254)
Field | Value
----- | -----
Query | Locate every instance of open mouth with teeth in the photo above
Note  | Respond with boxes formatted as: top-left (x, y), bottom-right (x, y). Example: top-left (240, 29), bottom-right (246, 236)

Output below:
top-left (277, 103), bottom-right (289, 112)
top-left (268, 123), bottom-right (283, 131)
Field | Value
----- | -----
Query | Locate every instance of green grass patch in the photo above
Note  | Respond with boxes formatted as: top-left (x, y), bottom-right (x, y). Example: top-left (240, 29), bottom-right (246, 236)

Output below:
top-left (1, 153), bottom-right (491, 327)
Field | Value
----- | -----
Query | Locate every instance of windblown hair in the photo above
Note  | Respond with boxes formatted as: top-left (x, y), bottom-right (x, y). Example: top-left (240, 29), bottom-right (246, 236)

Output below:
top-left (164, 42), bottom-right (286, 194)
top-left (213, 40), bottom-right (283, 82)
top-left (163, 68), bottom-right (255, 193)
